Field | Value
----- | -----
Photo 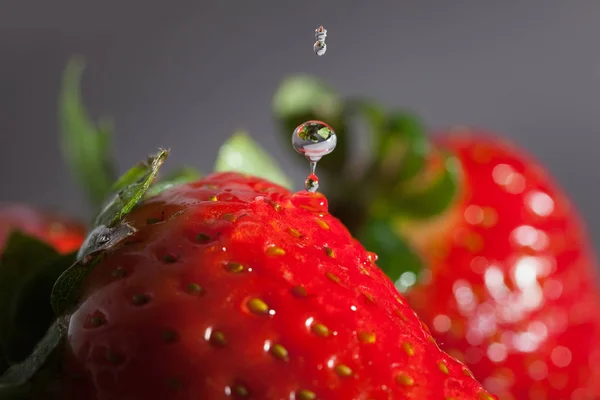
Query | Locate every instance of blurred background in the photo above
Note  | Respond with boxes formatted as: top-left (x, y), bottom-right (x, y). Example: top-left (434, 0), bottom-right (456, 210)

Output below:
top-left (0, 0), bottom-right (599, 247)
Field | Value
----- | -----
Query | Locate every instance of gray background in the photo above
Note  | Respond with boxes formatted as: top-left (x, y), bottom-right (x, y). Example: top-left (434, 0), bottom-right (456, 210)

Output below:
top-left (1, 1), bottom-right (599, 247)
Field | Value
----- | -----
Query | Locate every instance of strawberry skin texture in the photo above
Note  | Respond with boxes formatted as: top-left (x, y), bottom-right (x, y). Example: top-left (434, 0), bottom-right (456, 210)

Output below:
top-left (59, 172), bottom-right (494, 400)
top-left (401, 130), bottom-right (600, 400)
top-left (0, 204), bottom-right (85, 254)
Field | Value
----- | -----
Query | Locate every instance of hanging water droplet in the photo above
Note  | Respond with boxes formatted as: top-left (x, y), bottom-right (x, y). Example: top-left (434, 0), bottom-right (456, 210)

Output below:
top-left (314, 26), bottom-right (327, 56)
top-left (292, 120), bottom-right (337, 161)
top-left (292, 120), bottom-right (337, 193)
top-left (313, 41), bottom-right (327, 56)
top-left (305, 173), bottom-right (319, 192)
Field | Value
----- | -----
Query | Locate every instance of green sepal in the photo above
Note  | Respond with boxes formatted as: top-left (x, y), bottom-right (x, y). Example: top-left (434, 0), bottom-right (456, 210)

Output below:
top-left (51, 150), bottom-right (169, 316)
top-left (51, 251), bottom-right (105, 317)
top-left (214, 132), bottom-right (292, 189)
top-left (0, 319), bottom-right (67, 400)
top-left (0, 232), bottom-right (75, 368)
top-left (272, 75), bottom-right (348, 175)
top-left (95, 149), bottom-right (168, 227)
top-left (376, 112), bottom-right (430, 183)
top-left (59, 55), bottom-right (116, 209)
top-left (145, 167), bottom-right (203, 198)
top-left (376, 152), bottom-right (461, 220)
top-left (357, 219), bottom-right (423, 287)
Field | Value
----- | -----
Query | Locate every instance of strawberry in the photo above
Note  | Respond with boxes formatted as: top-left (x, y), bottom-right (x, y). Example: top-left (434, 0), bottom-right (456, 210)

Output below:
top-left (51, 171), bottom-right (494, 400)
top-left (0, 60), bottom-right (494, 399)
top-left (273, 76), bottom-right (600, 400)
top-left (397, 131), bottom-right (600, 400)
top-left (0, 204), bottom-right (85, 254)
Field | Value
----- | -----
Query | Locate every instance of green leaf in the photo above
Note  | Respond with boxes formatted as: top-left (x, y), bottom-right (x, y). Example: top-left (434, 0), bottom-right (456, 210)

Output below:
top-left (59, 55), bottom-right (116, 209)
top-left (51, 251), bottom-right (103, 317)
top-left (272, 75), bottom-right (348, 175)
top-left (390, 152), bottom-right (461, 219)
top-left (214, 132), bottom-right (292, 189)
top-left (95, 149), bottom-right (169, 227)
top-left (51, 223), bottom-right (135, 317)
top-left (0, 319), bottom-right (66, 399)
top-left (273, 75), bottom-right (343, 121)
top-left (0, 232), bottom-right (74, 367)
top-left (357, 219), bottom-right (423, 289)
top-left (145, 167), bottom-right (202, 198)
top-left (51, 150), bottom-right (168, 315)
top-left (376, 112), bottom-right (430, 183)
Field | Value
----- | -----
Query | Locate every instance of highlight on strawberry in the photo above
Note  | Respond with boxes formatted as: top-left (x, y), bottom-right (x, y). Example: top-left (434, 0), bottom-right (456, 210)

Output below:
top-left (0, 57), bottom-right (497, 399)
top-left (272, 76), bottom-right (600, 399)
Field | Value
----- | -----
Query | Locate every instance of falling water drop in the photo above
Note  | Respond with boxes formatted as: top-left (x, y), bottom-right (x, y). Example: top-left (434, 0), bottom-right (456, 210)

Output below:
top-left (292, 120), bottom-right (337, 193)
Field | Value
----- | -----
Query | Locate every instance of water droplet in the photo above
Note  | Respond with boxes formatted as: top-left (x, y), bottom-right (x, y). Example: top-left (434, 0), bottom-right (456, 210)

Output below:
top-left (314, 26), bottom-right (327, 56)
top-left (292, 120), bottom-right (337, 193)
top-left (305, 173), bottom-right (319, 192)
top-left (290, 191), bottom-right (329, 214)
top-left (313, 41), bottom-right (327, 56)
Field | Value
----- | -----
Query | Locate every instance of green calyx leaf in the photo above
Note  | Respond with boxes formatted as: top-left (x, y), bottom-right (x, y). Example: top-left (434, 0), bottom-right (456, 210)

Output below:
top-left (273, 75), bottom-right (343, 121)
top-left (214, 131), bottom-right (292, 189)
top-left (375, 112), bottom-right (430, 183)
top-left (386, 152), bottom-right (461, 220)
top-left (59, 55), bottom-right (117, 210)
top-left (0, 232), bottom-right (75, 369)
top-left (145, 167), bottom-right (203, 198)
top-left (357, 219), bottom-right (423, 290)
top-left (272, 75), bottom-right (348, 175)
top-left (95, 149), bottom-right (168, 227)
top-left (51, 149), bottom-right (169, 316)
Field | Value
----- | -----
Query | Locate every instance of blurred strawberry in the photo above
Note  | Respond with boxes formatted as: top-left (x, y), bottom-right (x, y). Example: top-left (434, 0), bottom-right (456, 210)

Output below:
top-left (273, 76), bottom-right (600, 400)
top-left (398, 131), bottom-right (600, 400)
top-left (0, 204), bottom-right (85, 255)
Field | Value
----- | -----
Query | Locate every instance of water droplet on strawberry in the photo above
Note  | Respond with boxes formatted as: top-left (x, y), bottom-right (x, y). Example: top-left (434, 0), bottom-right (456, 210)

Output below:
top-left (292, 120), bottom-right (337, 193)
top-left (290, 191), bottom-right (329, 214)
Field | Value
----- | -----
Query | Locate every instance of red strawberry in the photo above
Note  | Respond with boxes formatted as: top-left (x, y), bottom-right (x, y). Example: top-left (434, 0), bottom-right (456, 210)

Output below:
top-left (0, 204), bottom-right (85, 254)
top-left (396, 129), bottom-right (600, 400)
top-left (54, 172), bottom-right (494, 400)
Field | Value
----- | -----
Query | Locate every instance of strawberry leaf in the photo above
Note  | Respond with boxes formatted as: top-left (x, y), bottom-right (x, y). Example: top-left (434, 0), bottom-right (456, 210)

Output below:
top-left (145, 167), bottom-right (203, 198)
top-left (0, 232), bottom-right (75, 367)
top-left (374, 111), bottom-right (430, 183)
top-left (357, 219), bottom-right (423, 290)
top-left (214, 132), bottom-right (292, 189)
top-left (51, 150), bottom-right (168, 316)
top-left (389, 152), bottom-right (461, 219)
top-left (59, 55), bottom-right (116, 210)
top-left (95, 149), bottom-right (168, 227)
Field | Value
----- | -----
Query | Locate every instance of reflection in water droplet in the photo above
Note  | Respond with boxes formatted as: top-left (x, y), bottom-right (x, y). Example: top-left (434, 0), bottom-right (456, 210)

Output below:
top-left (305, 173), bottom-right (319, 192)
top-left (292, 120), bottom-right (337, 192)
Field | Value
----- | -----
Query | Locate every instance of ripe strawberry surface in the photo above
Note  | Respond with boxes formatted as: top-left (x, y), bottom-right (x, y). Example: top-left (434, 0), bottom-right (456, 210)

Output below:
top-left (0, 204), bottom-right (85, 254)
top-left (59, 172), bottom-right (494, 400)
top-left (401, 131), bottom-right (600, 400)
